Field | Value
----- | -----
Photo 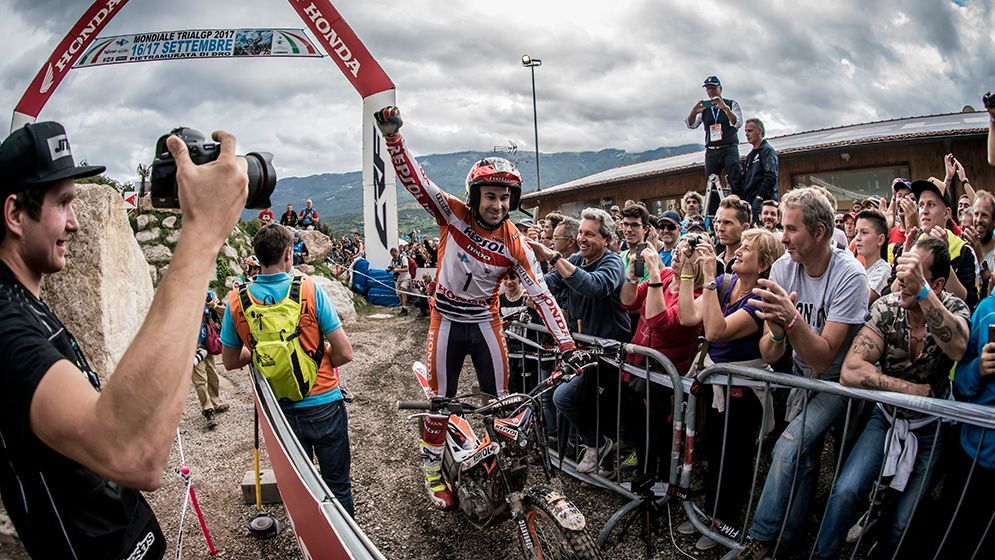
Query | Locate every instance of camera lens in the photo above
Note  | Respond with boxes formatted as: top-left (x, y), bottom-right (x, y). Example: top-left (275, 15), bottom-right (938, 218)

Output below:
top-left (244, 152), bottom-right (276, 209)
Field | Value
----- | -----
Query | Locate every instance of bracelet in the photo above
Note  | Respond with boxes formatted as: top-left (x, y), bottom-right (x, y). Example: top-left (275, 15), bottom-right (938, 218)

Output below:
top-left (769, 331), bottom-right (786, 343)
top-left (647, 282), bottom-right (664, 288)
top-left (680, 274), bottom-right (694, 281)
top-left (916, 284), bottom-right (930, 302)
top-left (785, 312), bottom-right (799, 331)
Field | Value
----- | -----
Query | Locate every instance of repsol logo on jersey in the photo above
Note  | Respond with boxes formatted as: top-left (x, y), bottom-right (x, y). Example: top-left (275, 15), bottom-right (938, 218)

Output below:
top-left (462, 226), bottom-right (505, 254)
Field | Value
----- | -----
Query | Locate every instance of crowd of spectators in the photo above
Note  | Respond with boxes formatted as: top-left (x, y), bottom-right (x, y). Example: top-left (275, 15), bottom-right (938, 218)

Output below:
top-left (488, 96), bottom-right (995, 555)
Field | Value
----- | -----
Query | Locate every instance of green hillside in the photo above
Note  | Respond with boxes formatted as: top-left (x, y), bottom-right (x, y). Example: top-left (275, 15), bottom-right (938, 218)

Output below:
top-left (249, 144), bottom-right (700, 237)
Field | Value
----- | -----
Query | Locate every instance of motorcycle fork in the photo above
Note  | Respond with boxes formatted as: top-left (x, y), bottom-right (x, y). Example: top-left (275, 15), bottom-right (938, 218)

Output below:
top-left (508, 492), bottom-right (536, 553)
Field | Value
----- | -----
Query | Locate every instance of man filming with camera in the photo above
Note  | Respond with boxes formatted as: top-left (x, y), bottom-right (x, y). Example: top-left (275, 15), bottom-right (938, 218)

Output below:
top-left (0, 121), bottom-right (248, 559)
top-left (687, 75), bottom-right (744, 191)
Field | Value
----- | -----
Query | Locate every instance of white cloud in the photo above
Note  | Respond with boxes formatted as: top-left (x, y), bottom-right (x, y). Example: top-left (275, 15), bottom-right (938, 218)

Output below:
top-left (1, 0), bottom-right (993, 185)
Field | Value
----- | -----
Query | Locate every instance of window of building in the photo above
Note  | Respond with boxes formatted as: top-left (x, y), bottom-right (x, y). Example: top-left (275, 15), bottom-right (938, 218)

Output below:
top-left (556, 199), bottom-right (601, 218)
top-left (645, 196), bottom-right (682, 216)
top-left (792, 165), bottom-right (910, 209)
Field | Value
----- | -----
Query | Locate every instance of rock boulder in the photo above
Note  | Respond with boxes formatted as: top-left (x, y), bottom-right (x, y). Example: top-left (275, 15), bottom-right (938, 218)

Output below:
top-left (310, 275), bottom-right (358, 325)
top-left (41, 183), bottom-right (155, 378)
top-left (298, 230), bottom-right (332, 264)
top-left (143, 244), bottom-right (173, 264)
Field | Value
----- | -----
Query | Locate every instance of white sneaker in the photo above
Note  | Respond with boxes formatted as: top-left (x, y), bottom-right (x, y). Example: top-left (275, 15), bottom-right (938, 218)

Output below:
top-left (576, 437), bottom-right (613, 474)
top-left (677, 520), bottom-right (697, 535)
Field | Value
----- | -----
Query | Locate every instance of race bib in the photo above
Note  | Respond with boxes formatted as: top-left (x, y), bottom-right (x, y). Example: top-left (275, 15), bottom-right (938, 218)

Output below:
top-left (710, 123), bottom-right (723, 143)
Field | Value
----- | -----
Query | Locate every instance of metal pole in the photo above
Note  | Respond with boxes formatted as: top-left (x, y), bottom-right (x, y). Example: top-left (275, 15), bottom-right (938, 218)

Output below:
top-left (530, 65), bottom-right (541, 192)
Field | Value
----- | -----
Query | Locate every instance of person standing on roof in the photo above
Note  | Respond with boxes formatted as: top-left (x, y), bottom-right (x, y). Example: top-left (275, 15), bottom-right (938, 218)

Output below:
top-left (687, 75), bottom-right (744, 191)
top-left (374, 106), bottom-right (592, 510)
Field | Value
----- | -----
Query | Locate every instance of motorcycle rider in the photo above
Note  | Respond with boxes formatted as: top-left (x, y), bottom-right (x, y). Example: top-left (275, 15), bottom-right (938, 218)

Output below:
top-left (375, 106), bottom-right (591, 509)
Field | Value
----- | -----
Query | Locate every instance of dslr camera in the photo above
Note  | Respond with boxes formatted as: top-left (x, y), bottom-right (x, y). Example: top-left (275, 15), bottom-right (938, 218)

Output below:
top-left (150, 127), bottom-right (276, 209)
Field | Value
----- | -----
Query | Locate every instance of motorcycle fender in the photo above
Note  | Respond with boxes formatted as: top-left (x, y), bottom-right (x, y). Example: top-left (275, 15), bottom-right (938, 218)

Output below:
top-left (461, 442), bottom-right (499, 472)
top-left (539, 490), bottom-right (586, 532)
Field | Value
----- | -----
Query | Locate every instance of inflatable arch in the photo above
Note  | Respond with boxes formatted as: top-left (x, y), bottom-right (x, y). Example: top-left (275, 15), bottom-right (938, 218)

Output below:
top-left (11, 0), bottom-right (398, 269)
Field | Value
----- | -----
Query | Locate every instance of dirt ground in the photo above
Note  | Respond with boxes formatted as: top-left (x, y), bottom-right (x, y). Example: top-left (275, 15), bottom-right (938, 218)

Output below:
top-left (0, 308), bottom-right (736, 560)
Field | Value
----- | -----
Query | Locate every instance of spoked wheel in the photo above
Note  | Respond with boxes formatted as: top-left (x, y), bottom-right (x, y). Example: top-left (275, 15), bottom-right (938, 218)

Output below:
top-left (519, 485), bottom-right (604, 560)
top-left (597, 497), bottom-right (663, 558)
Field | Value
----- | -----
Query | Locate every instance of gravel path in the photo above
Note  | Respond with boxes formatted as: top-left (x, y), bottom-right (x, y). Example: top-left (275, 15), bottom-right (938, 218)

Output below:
top-left (0, 308), bottom-right (735, 560)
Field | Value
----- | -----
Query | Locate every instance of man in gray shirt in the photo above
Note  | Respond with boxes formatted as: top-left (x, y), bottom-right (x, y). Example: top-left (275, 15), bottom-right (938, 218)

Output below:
top-left (738, 188), bottom-right (869, 560)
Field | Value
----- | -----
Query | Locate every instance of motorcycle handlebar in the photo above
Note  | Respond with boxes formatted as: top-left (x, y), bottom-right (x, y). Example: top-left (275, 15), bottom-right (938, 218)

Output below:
top-left (396, 400), bottom-right (432, 410)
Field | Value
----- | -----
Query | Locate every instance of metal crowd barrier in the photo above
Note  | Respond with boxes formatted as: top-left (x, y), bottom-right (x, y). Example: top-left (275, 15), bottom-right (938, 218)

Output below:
top-left (506, 321), bottom-right (692, 551)
top-left (689, 364), bottom-right (995, 560)
top-left (250, 366), bottom-right (385, 560)
top-left (503, 322), bottom-right (995, 560)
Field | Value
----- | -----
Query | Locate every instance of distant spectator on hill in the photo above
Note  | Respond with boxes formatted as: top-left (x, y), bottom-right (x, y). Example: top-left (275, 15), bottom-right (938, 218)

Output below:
top-left (300, 199), bottom-right (319, 230)
top-left (257, 207), bottom-right (274, 224)
top-left (280, 203), bottom-right (298, 227)
top-left (687, 75), bottom-right (743, 190)
top-left (293, 231), bottom-right (309, 265)
top-left (738, 117), bottom-right (779, 223)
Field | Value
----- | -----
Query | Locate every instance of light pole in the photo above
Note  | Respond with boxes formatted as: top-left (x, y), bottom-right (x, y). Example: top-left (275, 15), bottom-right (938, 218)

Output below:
top-left (522, 54), bottom-right (542, 191)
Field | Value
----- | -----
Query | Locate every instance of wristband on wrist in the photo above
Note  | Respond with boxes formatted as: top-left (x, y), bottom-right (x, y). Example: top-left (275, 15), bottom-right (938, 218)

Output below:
top-left (680, 274), bottom-right (694, 281)
top-left (647, 282), bottom-right (664, 288)
top-left (916, 284), bottom-right (930, 302)
top-left (785, 312), bottom-right (799, 331)
top-left (769, 331), bottom-right (786, 343)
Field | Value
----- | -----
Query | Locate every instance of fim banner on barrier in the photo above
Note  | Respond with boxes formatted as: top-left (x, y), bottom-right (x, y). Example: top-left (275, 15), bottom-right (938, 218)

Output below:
top-left (73, 28), bottom-right (322, 67)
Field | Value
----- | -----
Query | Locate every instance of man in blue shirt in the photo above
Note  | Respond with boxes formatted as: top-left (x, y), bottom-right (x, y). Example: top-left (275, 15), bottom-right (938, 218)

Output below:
top-left (220, 223), bottom-right (356, 516)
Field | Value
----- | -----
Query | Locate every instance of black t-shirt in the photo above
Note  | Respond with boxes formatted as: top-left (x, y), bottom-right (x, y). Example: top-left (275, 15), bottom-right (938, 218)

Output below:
top-left (0, 263), bottom-right (158, 559)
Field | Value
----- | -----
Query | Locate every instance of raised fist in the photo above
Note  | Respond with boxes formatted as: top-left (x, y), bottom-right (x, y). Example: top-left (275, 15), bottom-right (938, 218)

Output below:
top-left (374, 106), bottom-right (403, 137)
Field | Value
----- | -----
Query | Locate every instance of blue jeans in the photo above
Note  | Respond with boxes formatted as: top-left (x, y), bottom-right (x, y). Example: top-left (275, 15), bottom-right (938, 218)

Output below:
top-left (552, 372), bottom-right (599, 447)
top-left (749, 391), bottom-right (847, 543)
top-left (812, 408), bottom-right (943, 559)
top-left (281, 399), bottom-right (355, 517)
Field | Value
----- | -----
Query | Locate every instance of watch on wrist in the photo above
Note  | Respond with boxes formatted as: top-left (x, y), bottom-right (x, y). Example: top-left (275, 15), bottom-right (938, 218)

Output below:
top-left (703, 281), bottom-right (717, 291)
top-left (549, 252), bottom-right (562, 267)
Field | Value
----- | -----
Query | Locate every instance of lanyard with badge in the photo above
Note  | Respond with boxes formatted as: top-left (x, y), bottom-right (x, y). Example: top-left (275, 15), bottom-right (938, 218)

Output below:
top-left (709, 105), bottom-right (723, 143)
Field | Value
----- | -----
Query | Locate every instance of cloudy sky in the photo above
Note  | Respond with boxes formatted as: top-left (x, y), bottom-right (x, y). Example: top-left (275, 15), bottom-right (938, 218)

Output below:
top-left (1, 0), bottom-right (993, 184)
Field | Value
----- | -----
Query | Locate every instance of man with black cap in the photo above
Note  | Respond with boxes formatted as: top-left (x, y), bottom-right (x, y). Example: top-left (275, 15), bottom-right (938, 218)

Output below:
top-left (889, 178), bottom-right (978, 309)
top-left (686, 76), bottom-right (744, 192)
top-left (0, 121), bottom-right (248, 559)
top-left (657, 210), bottom-right (682, 267)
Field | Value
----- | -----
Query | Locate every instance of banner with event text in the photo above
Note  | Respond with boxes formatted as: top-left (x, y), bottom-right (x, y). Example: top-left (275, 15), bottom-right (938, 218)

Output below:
top-left (74, 28), bottom-right (322, 67)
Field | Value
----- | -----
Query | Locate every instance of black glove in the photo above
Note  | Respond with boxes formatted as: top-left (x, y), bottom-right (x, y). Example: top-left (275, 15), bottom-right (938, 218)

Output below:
top-left (374, 106), bottom-right (403, 137)
top-left (562, 349), bottom-right (596, 375)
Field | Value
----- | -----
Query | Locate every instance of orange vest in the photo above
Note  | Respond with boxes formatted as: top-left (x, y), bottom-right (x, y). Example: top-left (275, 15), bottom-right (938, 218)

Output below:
top-left (227, 278), bottom-right (340, 398)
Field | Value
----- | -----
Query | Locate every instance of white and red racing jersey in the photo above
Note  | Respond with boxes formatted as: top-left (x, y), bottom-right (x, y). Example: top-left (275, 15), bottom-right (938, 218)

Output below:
top-left (385, 134), bottom-right (575, 352)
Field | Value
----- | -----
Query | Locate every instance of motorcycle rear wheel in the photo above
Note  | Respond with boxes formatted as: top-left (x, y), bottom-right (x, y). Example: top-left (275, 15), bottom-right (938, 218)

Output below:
top-left (519, 486), bottom-right (604, 559)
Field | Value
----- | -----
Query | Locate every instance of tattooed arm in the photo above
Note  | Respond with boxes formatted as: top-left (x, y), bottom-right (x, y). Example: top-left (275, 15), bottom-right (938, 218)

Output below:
top-left (840, 326), bottom-right (932, 397)
top-left (919, 288), bottom-right (969, 360)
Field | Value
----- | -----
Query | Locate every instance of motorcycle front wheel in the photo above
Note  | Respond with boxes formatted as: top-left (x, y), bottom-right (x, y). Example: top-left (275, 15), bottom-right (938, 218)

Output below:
top-left (518, 485), bottom-right (604, 560)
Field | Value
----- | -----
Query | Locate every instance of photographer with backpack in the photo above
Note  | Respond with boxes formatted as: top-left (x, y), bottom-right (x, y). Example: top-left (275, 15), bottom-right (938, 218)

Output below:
top-left (220, 223), bottom-right (356, 517)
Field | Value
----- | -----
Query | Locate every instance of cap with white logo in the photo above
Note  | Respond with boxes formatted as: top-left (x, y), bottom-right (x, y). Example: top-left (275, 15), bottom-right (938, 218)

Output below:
top-left (0, 121), bottom-right (105, 197)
